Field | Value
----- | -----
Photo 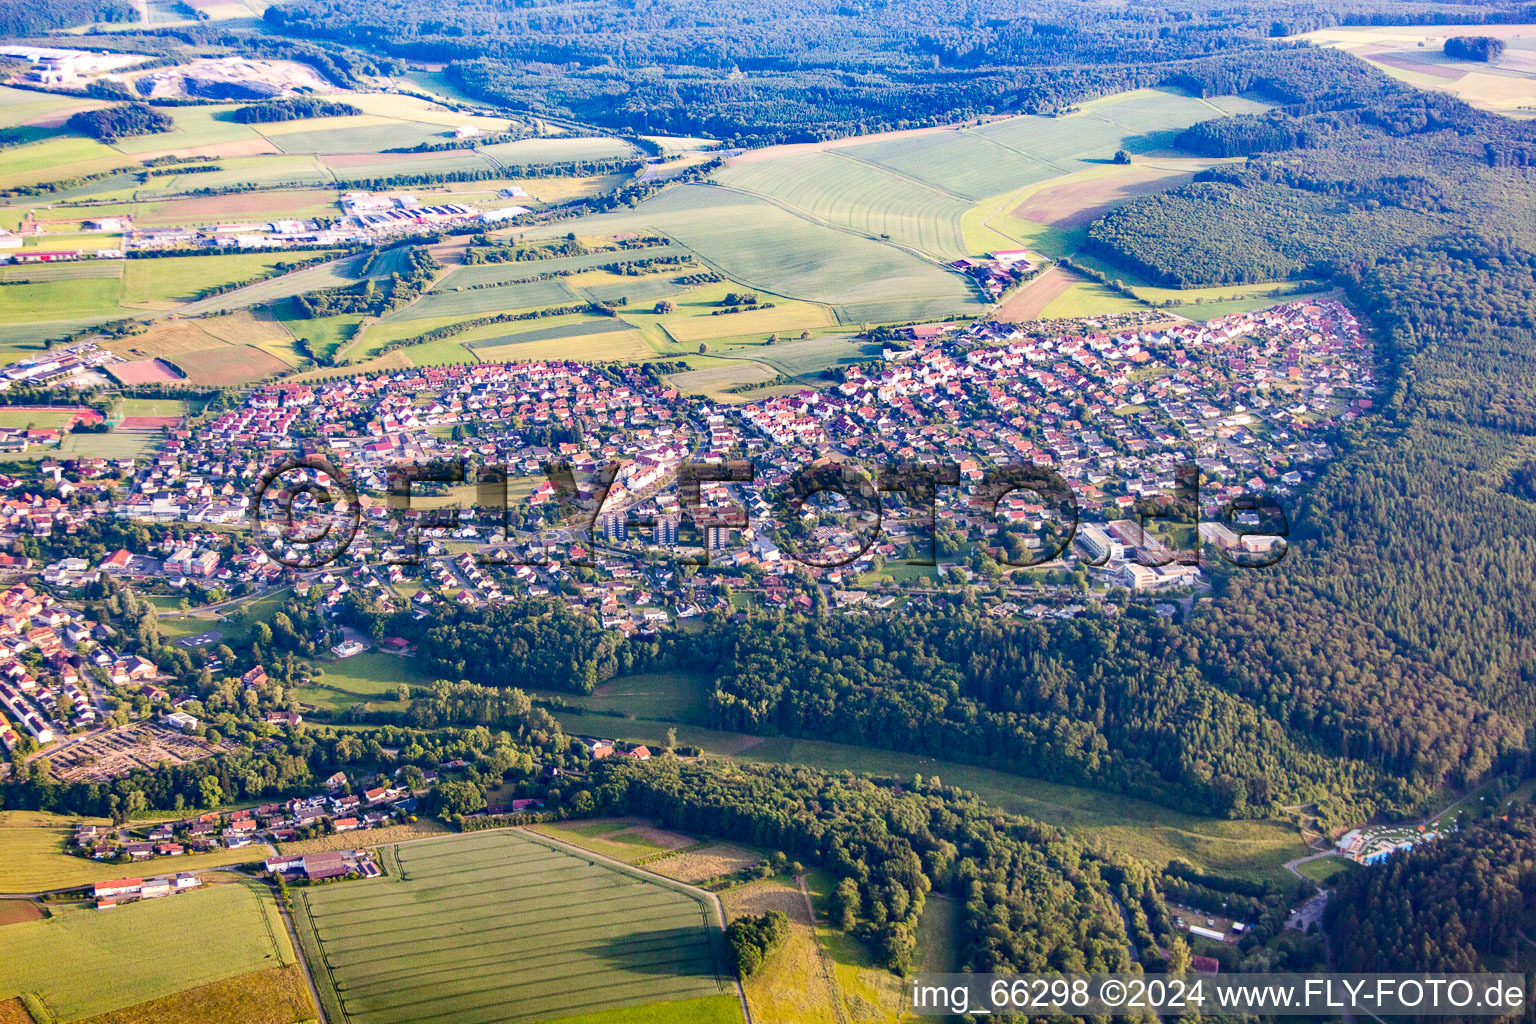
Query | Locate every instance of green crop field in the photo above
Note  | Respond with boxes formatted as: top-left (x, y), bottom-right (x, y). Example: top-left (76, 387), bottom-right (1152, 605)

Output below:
top-left (0, 881), bottom-right (295, 1022)
top-left (478, 136), bottom-right (639, 165)
top-left (445, 245), bottom-right (688, 291)
top-left (320, 151), bottom-right (500, 178)
top-left (470, 326), bottom-right (653, 364)
top-left (835, 88), bottom-right (1254, 203)
top-left (0, 86), bottom-right (106, 129)
top-left (715, 151), bottom-right (974, 258)
top-left (265, 119), bottom-right (454, 155)
top-left (0, 277), bottom-right (129, 324)
top-left (0, 261), bottom-right (123, 284)
top-left (177, 253), bottom-right (370, 317)
top-left (292, 829), bottom-right (733, 1024)
top-left (516, 186), bottom-right (982, 324)
top-left (386, 278), bottom-right (582, 322)
top-left (122, 252), bottom-right (325, 308)
top-left (405, 336), bottom-right (480, 365)
top-left (463, 318), bottom-right (635, 349)
top-left (575, 272), bottom-right (691, 306)
top-left (749, 333), bottom-right (883, 379)
top-left (0, 137), bottom-right (138, 191)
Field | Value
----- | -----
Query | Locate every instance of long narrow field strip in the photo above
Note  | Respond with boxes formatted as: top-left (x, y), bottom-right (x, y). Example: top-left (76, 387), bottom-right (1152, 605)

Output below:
top-left (294, 829), bottom-right (731, 1024)
top-left (463, 319), bottom-right (635, 349)
top-left (441, 244), bottom-right (688, 290)
top-left (384, 278), bottom-right (583, 322)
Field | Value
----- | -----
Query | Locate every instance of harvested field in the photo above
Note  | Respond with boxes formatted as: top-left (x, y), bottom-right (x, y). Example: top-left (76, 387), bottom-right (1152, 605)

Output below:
top-left (116, 415), bottom-right (183, 429)
top-left (994, 265), bottom-right (1081, 321)
top-left (0, 901), bottom-right (44, 928)
top-left (173, 345), bottom-right (288, 385)
top-left (721, 879), bottom-right (839, 1024)
top-left (1013, 165), bottom-right (1200, 228)
top-left (292, 829), bottom-right (731, 1024)
top-left (73, 964), bottom-right (316, 1024)
top-left (529, 817), bottom-right (697, 863)
top-left (649, 844), bottom-right (763, 884)
top-left (107, 358), bottom-right (184, 385)
top-left (132, 138), bottom-right (283, 161)
top-left (276, 819), bottom-right (451, 856)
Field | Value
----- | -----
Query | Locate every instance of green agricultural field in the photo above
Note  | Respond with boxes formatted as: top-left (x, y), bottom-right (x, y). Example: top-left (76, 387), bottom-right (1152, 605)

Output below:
top-left (275, 299), bottom-right (363, 362)
top-left (0, 86), bottom-right (107, 129)
top-left (0, 277), bottom-right (128, 324)
top-left (444, 244), bottom-right (688, 290)
top-left (0, 811), bottom-right (267, 892)
top-left (0, 261), bottom-right (123, 284)
top-left (176, 253), bottom-right (370, 317)
top-left (463, 318), bottom-right (636, 349)
top-left (386, 278), bottom-right (582, 322)
top-left (319, 150), bottom-right (500, 178)
top-left (0, 881), bottom-right (295, 1022)
top-left (0, 137), bottom-right (138, 191)
top-left (517, 186), bottom-right (982, 323)
top-left (470, 327), bottom-right (654, 364)
top-left (122, 252), bottom-right (328, 308)
top-left (134, 155), bottom-right (337, 195)
top-left (836, 88), bottom-right (1256, 203)
top-left (292, 829), bottom-right (733, 1024)
top-left (405, 337), bottom-right (480, 366)
top-left (749, 333), bottom-right (883, 380)
top-left (478, 136), bottom-right (639, 165)
top-left (577, 272), bottom-right (691, 306)
top-left (716, 151), bottom-right (974, 258)
top-left (106, 105), bottom-right (262, 155)
top-left (264, 118), bottom-right (455, 155)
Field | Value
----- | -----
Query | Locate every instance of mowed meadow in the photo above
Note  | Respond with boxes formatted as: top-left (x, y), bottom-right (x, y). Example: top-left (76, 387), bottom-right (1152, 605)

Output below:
top-left (293, 830), bottom-right (737, 1024)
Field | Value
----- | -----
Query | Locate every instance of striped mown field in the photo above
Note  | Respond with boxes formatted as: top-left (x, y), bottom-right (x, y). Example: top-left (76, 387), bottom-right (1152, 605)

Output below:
top-left (293, 829), bottom-right (732, 1024)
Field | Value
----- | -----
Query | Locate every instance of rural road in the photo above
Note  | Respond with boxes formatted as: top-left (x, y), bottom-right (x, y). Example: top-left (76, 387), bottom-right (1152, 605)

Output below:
top-left (514, 826), bottom-right (753, 1024)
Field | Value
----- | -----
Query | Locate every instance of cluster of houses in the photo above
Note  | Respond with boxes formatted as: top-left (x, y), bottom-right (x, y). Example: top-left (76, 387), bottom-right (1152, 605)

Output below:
top-left (71, 777), bottom-right (419, 867)
top-left (26, 301), bottom-right (1371, 628)
top-left (263, 848), bottom-right (380, 883)
top-left (0, 585), bottom-right (124, 749)
top-left (91, 871), bottom-right (202, 909)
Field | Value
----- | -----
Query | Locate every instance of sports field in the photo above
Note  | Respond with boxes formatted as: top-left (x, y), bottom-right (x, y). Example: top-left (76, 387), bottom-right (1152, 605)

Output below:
top-left (292, 829), bottom-right (734, 1024)
top-left (0, 881), bottom-right (296, 1022)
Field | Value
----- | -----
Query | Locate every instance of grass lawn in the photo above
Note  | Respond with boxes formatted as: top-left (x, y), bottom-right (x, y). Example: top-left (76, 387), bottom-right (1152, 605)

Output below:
top-left (296, 652), bottom-right (435, 713)
top-left (292, 829), bottom-right (731, 1024)
top-left (0, 811), bottom-right (269, 892)
top-left (0, 881), bottom-right (294, 1022)
top-left (539, 671), bottom-right (713, 725)
top-left (1294, 855), bottom-right (1359, 884)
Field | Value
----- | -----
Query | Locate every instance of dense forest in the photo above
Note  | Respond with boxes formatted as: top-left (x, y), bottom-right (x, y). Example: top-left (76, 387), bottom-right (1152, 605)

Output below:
top-left (591, 758), bottom-right (1137, 974)
top-left (262, 0), bottom-right (1533, 143)
top-left (228, 97), bottom-right (362, 123)
top-left (66, 104), bottom-right (174, 143)
top-left (0, 0), bottom-right (134, 34)
top-left (1445, 34), bottom-right (1507, 60)
top-left (1328, 809), bottom-right (1536, 974)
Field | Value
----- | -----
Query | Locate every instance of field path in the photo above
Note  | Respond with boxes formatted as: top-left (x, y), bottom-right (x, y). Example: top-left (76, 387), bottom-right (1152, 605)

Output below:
top-left (795, 874), bottom-right (852, 1024)
top-left (272, 889), bottom-right (328, 1024)
top-left (513, 826), bottom-right (753, 1024)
